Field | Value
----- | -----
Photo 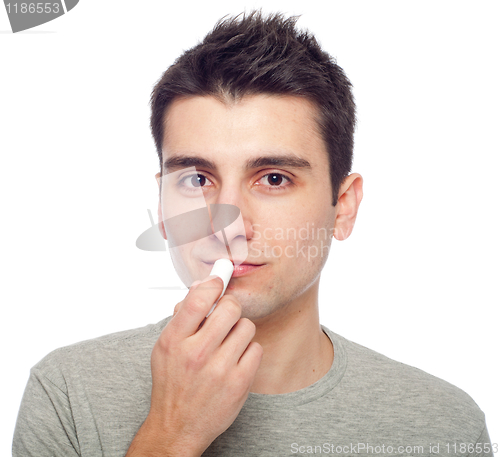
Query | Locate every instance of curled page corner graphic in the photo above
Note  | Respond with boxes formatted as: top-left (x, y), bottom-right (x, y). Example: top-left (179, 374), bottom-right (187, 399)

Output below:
top-left (4, 0), bottom-right (80, 33)
top-left (135, 209), bottom-right (167, 252)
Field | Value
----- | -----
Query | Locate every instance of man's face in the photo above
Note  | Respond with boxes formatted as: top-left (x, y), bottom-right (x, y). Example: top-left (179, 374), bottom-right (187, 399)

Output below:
top-left (158, 94), bottom-right (338, 323)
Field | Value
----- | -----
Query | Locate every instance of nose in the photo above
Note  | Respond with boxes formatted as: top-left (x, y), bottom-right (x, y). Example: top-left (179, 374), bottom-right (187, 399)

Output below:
top-left (210, 206), bottom-right (253, 242)
top-left (209, 186), bottom-right (253, 262)
top-left (211, 212), bottom-right (252, 264)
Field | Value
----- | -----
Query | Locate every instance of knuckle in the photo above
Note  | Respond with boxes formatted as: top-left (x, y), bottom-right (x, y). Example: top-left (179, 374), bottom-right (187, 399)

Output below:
top-left (185, 344), bottom-right (208, 371)
top-left (185, 297), bottom-right (207, 316)
top-left (157, 329), bottom-right (173, 354)
top-left (220, 298), bottom-right (242, 320)
top-left (153, 338), bottom-right (175, 365)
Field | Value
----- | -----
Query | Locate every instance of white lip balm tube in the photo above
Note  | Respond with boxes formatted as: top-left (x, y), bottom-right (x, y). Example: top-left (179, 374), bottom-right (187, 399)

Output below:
top-left (206, 258), bottom-right (234, 317)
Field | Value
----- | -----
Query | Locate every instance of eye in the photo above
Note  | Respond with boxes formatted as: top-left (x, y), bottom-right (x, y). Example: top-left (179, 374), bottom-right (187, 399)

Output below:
top-left (178, 173), bottom-right (214, 192)
top-left (259, 172), bottom-right (293, 190)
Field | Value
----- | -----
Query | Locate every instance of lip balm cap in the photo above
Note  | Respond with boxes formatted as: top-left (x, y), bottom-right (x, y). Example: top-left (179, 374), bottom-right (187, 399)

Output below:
top-left (209, 258), bottom-right (234, 299)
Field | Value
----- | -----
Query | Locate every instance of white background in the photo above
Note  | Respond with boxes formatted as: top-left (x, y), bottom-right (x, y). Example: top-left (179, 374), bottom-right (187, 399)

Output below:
top-left (1, 0), bottom-right (499, 453)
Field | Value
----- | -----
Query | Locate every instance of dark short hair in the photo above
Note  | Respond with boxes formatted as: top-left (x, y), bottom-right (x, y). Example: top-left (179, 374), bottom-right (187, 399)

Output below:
top-left (150, 11), bottom-right (355, 206)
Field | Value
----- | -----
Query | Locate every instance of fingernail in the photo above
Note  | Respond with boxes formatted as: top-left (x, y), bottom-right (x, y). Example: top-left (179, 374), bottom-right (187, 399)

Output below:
top-left (189, 276), bottom-right (220, 292)
top-left (197, 275), bottom-right (223, 289)
top-left (202, 275), bottom-right (221, 284)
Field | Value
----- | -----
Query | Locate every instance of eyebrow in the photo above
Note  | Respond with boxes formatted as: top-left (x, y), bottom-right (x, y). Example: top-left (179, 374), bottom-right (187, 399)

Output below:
top-left (163, 154), bottom-right (312, 173)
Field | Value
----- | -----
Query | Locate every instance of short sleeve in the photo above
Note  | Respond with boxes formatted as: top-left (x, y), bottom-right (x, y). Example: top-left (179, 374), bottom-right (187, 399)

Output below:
top-left (470, 424), bottom-right (494, 457)
top-left (13, 368), bottom-right (81, 457)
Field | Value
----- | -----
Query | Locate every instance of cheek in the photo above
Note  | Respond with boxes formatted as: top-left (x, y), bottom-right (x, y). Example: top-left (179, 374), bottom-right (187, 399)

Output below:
top-left (283, 210), bottom-right (334, 265)
top-left (169, 246), bottom-right (193, 285)
top-left (250, 204), bottom-right (333, 260)
top-left (169, 243), bottom-right (209, 285)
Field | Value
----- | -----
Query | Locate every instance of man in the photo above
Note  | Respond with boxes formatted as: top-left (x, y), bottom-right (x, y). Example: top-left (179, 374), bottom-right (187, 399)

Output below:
top-left (13, 11), bottom-right (492, 457)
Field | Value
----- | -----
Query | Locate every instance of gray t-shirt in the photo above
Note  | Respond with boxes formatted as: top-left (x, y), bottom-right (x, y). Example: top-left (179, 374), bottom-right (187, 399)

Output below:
top-left (13, 317), bottom-right (493, 456)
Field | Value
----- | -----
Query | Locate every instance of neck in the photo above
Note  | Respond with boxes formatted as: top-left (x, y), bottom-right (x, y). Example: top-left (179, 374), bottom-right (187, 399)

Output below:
top-left (249, 281), bottom-right (333, 394)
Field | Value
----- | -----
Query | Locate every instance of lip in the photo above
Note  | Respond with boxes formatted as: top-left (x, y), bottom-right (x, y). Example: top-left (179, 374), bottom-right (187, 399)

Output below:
top-left (202, 261), bottom-right (266, 278)
top-left (231, 263), bottom-right (266, 278)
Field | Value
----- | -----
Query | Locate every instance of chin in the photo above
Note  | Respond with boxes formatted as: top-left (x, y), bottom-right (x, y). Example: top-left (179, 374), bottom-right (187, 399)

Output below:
top-left (228, 291), bottom-right (285, 323)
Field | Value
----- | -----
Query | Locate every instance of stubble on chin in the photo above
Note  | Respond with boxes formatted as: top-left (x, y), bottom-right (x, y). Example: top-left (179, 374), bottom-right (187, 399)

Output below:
top-left (228, 277), bottom-right (295, 322)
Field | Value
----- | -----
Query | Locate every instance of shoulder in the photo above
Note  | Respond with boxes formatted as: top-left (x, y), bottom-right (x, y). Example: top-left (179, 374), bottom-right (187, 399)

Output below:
top-left (344, 335), bottom-right (480, 407)
top-left (325, 329), bottom-right (487, 443)
top-left (31, 316), bottom-right (172, 392)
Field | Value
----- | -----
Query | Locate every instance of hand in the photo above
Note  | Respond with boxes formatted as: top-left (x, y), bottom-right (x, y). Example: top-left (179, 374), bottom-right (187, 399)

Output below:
top-left (127, 276), bottom-right (263, 457)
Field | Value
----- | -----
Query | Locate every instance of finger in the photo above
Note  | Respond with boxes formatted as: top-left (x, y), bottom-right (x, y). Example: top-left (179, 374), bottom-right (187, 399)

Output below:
top-left (217, 317), bottom-right (256, 365)
top-left (172, 277), bottom-right (216, 318)
top-left (173, 280), bottom-right (202, 316)
top-left (193, 296), bottom-right (243, 354)
top-left (169, 276), bottom-right (224, 339)
top-left (171, 279), bottom-right (201, 317)
top-left (236, 341), bottom-right (263, 383)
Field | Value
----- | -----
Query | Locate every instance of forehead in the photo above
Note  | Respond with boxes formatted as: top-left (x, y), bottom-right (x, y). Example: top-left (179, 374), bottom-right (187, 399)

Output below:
top-left (161, 94), bottom-right (328, 171)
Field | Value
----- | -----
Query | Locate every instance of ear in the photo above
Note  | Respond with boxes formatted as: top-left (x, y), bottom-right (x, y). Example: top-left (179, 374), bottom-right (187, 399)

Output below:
top-left (332, 173), bottom-right (363, 241)
top-left (155, 172), bottom-right (167, 240)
